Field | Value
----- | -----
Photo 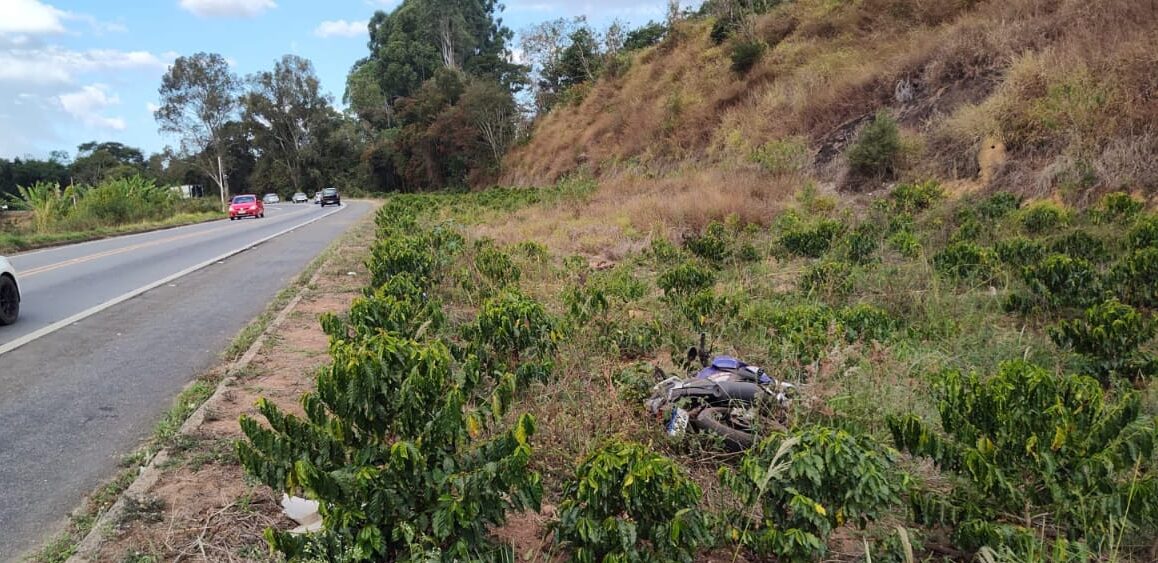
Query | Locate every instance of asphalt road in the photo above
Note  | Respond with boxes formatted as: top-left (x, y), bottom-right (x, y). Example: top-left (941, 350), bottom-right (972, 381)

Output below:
top-left (0, 200), bottom-right (371, 560)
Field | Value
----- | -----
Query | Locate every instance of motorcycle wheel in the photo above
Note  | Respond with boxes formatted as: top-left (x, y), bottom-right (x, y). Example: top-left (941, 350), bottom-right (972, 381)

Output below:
top-left (691, 407), bottom-right (756, 451)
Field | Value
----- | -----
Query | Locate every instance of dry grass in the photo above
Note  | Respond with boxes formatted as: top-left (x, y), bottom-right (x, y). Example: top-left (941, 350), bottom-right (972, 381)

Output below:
top-left (502, 0), bottom-right (1158, 200)
top-left (473, 167), bottom-right (795, 259)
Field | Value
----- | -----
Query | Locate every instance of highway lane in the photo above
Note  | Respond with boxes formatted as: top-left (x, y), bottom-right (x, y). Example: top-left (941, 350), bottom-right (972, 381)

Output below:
top-left (1, 201), bottom-right (341, 353)
top-left (0, 200), bottom-right (371, 560)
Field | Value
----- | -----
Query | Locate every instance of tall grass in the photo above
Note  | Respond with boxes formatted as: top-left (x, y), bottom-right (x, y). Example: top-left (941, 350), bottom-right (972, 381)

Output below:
top-left (4, 176), bottom-right (213, 236)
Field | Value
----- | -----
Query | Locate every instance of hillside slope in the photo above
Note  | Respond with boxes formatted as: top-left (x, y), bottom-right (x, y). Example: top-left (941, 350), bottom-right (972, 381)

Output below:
top-left (503, 0), bottom-right (1157, 205)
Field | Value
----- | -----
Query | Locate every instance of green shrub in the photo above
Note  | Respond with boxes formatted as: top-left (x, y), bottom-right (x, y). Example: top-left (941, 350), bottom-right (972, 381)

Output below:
top-left (646, 237), bottom-right (684, 264)
top-left (730, 39), bottom-right (765, 73)
top-left (67, 176), bottom-right (177, 227)
top-left (886, 230), bottom-right (921, 259)
top-left (326, 283), bottom-right (445, 343)
top-left (1048, 230), bottom-right (1106, 263)
top-left (847, 111), bottom-right (901, 179)
top-left (720, 427), bottom-right (903, 562)
top-left (683, 220), bottom-right (732, 262)
top-left (780, 219), bottom-right (844, 258)
top-left (750, 137), bottom-right (810, 175)
top-left (886, 180), bottom-right (943, 214)
top-left (1050, 299), bottom-right (1158, 382)
top-left (1021, 253), bottom-right (1102, 308)
top-left (758, 303), bottom-right (839, 369)
top-left (844, 223), bottom-right (880, 264)
top-left (800, 261), bottom-right (853, 300)
top-left (600, 320), bottom-right (663, 360)
top-left (1018, 201), bottom-right (1070, 234)
top-left (516, 240), bottom-right (550, 261)
top-left (1127, 215), bottom-right (1158, 249)
top-left (674, 289), bottom-right (740, 331)
top-left (975, 191), bottom-right (1021, 221)
top-left (933, 241), bottom-right (996, 282)
top-left (473, 244), bottom-right (521, 288)
top-left (368, 234), bottom-right (437, 289)
top-left (888, 361), bottom-right (1158, 553)
top-left (1096, 191), bottom-right (1143, 223)
top-left (838, 303), bottom-right (897, 343)
top-left (238, 333), bottom-right (541, 561)
top-left (658, 261), bottom-right (716, 297)
top-left (470, 289), bottom-right (558, 378)
top-left (554, 441), bottom-right (711, 563)
top-left (993, 236), bottom-right (1045, 267)
top-left (1109, 247), bottom-right (1158, 308)
top-left (950, 217), bottom-right (988, 243)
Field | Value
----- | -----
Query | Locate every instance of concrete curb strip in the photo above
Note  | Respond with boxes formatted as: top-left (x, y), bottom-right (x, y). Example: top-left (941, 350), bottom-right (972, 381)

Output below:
top-left (65, 250), bottom-right (330, 562)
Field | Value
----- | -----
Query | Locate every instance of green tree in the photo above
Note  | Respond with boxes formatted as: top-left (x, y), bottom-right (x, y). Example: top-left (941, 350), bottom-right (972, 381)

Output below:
top-left (155, 52), bottom-right (242, 208)
top-left (244, 55), bottom-right (333, 196)
top-left (70, 141), bottom-right (146, 185)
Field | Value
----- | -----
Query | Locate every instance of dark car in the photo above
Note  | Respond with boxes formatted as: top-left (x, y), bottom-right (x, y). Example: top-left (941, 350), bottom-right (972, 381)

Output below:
top-left (320, 188), bottom-right (340, 207)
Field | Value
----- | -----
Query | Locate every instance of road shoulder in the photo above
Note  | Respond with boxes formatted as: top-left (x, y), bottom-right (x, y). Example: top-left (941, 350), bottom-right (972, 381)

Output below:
top-left (48, 204), bottom-right (377, 563)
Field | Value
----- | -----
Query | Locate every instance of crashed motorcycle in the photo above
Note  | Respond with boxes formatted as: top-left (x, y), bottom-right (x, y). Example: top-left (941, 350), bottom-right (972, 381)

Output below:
top-left (645, 336), bottom-right (796, 450)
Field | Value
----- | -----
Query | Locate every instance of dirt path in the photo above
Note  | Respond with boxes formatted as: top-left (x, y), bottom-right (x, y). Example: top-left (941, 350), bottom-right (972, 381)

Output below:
top-left (73, 206), bottom-right (378, 563)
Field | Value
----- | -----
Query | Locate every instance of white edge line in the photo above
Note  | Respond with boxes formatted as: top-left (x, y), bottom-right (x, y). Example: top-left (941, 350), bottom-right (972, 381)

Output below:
top-left (0, 204), bottom-right (349, 357)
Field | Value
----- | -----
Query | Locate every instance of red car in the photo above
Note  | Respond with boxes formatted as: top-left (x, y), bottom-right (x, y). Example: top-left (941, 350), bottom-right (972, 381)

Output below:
top-left (229, 194), bottom-right (264, 220)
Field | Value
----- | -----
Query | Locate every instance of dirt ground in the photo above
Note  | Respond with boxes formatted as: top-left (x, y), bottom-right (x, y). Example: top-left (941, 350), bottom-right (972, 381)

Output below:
top-left (87, 210), bottom-right (376, 562)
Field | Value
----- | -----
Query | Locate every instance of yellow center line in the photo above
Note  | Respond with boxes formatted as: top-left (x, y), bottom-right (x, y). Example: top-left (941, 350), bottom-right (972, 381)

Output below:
top-left (20, 223), bottom-right (236, 278)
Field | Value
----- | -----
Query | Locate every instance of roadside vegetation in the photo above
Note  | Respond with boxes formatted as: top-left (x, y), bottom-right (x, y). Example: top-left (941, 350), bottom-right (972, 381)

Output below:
top-left (231, 181), bottom-right (1156, 561)
top-left (0, 176), bottom-right (222, 253)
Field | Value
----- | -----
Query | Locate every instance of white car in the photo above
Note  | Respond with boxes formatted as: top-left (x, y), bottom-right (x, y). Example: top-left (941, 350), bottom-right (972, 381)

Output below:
top-left (292, 192), bottom-right (309, 204)
top-left (0, 256), bottom-right (19, 325)
top-left (262, 193), bottom-right (281, 204)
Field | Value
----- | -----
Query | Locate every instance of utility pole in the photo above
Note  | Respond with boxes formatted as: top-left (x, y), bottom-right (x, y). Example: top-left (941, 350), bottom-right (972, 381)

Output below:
top-left (217, 153), bottom-right (227, 209)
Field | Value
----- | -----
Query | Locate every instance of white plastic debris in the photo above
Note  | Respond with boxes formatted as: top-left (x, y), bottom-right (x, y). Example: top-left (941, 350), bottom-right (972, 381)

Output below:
top-left (281, 494), bottom-right (323, 534)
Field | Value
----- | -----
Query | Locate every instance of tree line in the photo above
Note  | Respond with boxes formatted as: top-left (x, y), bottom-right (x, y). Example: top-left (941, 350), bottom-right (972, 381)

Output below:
top-left (3, 0), bottom-right (682, 201)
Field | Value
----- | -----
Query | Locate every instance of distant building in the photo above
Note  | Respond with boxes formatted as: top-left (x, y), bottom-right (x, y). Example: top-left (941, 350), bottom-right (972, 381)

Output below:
top-left (171, 184), bottom-right (205, 199)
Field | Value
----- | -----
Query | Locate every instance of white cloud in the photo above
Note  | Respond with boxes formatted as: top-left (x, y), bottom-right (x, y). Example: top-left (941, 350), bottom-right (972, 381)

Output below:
top-left (178, 0), bottom-right (277, 18)
top-left (146, 101), bottom-right (160, 114)
top-left (0, 0), bottom-right (67, 35)
top-left (0, 46), bottom-right (171, 84)
top-left (313, 19), bottom-right (367, 38)
top-left (58, 84), bottom-right (125, 130)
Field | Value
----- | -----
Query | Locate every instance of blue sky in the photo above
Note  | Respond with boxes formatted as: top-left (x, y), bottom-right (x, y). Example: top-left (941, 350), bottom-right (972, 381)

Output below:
top-left (0, 0), bottom-right (686, 160)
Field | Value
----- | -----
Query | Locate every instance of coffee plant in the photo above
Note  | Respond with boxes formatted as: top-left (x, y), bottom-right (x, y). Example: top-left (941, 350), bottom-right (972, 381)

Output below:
top-left (1095, 191), bottom-right (1143, 224)
top-left (843, 222), bottom-right (880, 264)
top-left (779, 219), bottom-right (844, 258)
top-left (933, 241), bottom-right (996, 282)
top-left (799, 261), bottom-right (853, 301)
top-left (888, 360), bottom-right (1158, 554)
top-left (683, 220), bottom-right (733, 262)
top-left (993, 236), bottom-right (1045, 267)
top-left (467, 289), bottom-right (558, 383)
top-left (324, 280), bottom-right (445, 342)
top-left (554, 440), bottom-right (712, 563)
top-left (1048, 230), bottom-right (1107, 263)
top-left (1050, 298), bottom-right (1158, 382)
top-left (748, 303), bottom-right (840, 370)
top-left (975, 191), bottom-right (1021, 221)
top-left (1018, 201), bottom-right (1070, 235)
top-left (473, 243), bottom-right (521, 289)
top-left (886, 230), bottom-right (921, 259)
top-left (238, 333), bottom-right (542, 562)
top-left (882, 180), bottom-right (943, 215)
top-left (1127, 215), bottom-right (1158, 250)
top-left (658, 260), bottom-right (716, 297)
top-left (1020, 253), bottom-right (1102, 309)
top-left (838, 302), bottom-right (897, 343)
top-left (1109, 247), bottom-right (1158, 308)
top-left (720, 426), bottom-right (903, 562)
